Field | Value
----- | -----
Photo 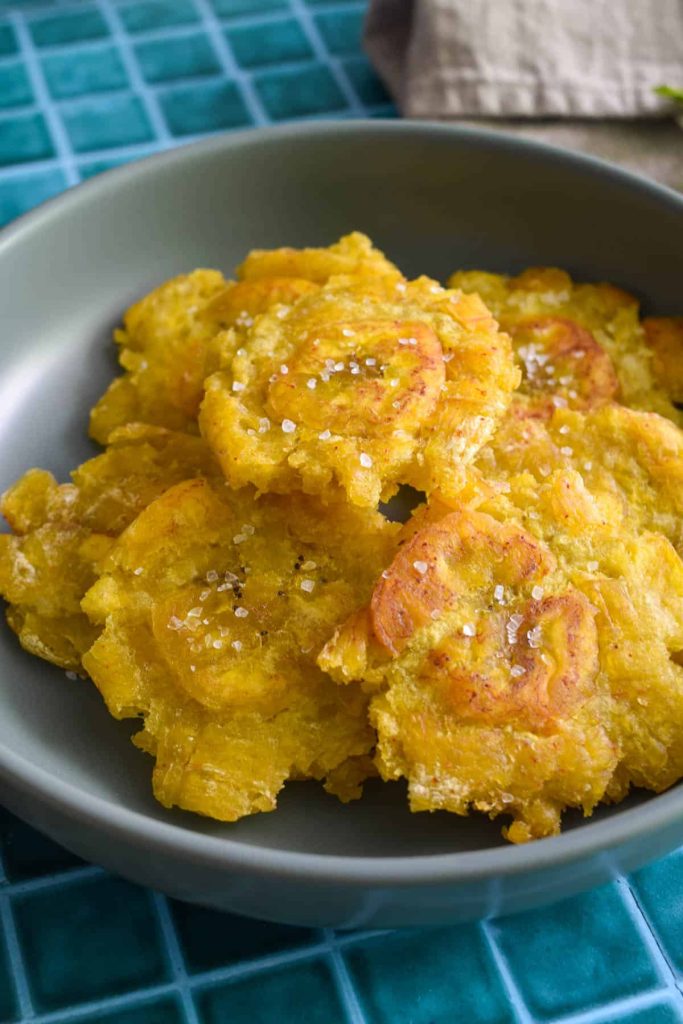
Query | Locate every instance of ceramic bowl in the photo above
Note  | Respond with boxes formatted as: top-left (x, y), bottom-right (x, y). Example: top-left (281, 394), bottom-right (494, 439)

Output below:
top-left (1, 121), bottom-right (682, 927)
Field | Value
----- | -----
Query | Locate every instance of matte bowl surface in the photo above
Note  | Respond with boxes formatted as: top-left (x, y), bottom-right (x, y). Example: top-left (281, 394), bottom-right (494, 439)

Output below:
top-left (1, 121), bottom-right (682, 927)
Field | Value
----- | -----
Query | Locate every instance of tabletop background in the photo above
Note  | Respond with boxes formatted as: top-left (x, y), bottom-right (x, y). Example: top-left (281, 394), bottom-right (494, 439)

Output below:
top-left (1, 1), bottom-right (683, 1022)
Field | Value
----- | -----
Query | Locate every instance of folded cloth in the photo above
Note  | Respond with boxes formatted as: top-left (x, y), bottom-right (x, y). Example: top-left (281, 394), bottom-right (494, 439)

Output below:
top-left (365, 0), bottom-right (683, 118)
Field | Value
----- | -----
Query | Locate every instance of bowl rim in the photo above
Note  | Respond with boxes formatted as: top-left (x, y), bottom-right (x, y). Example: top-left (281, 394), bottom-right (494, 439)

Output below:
top-left (1, 118), bottom-right (682, 887)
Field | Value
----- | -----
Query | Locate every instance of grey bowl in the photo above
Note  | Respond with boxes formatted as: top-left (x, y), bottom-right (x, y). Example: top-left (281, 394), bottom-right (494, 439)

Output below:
top-left (1, 121), bottom-right (682, 928)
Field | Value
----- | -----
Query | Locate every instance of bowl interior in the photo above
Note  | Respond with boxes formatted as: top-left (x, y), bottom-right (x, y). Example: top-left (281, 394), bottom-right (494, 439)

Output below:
top-left (0, 123), bottom-right (680, 859)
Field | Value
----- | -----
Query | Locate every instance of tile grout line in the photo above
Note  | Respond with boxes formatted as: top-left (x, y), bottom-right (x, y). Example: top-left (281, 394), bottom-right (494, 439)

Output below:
top-left (481, 920), bottom-right (536, 1024)
top-left (288, 0), bottom-right (364, 115)
top-left (615, 876), bottom-right (682, 994)
top-left (26, 981), bottom-right (181, 1024)
top-left (9, 8), bottom-right (80, 186)
top-left (0, 891), bottom-right (34, 1020)
top-left (548, 986), bottom-right (676, 1024)
top-left (0, 863), bottom-right (104, 898)
top-left (323, 929), bottom-right (368, 1024)
top-left (151, 891), bottom-right (201, 1024)
top-left (95, 0), bottom-right (172, 149)
top-left (192, 0), bottom-right (269, 126)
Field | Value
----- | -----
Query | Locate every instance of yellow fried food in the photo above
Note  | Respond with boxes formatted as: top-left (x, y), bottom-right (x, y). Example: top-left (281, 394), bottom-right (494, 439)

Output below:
top-left (473, 404), bottom-right (683, 554)
top-left (643, 317), bottom-right (683, 404)
top-left (90, 234), bottom-right (399, 444)
top-left (0, 427), bottom-right (216, 669)
top-left (448, 266), bottom-right (681, 423)
top-left (81, 477), bottom-right (398, 821)
top-left (321, 467), bottom-right (683, 842)
top-left (201, 276), bottom-right (519, 507)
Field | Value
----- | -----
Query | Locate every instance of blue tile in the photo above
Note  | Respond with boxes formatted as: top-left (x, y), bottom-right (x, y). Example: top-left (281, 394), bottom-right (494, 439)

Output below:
top-left (343, 56), bottom-right (391, 106)
top-left (0, 811), bottom-right (83, 881)
top-left (169, 901), bottom-right (317, 973)
top-left (0, 62), bottom-right (32, 110)
top-left (78, 150), bottom-right (156, 179)
top-left (119, 0), bottom-right (199, 33)
top-left (632, 850), bottom-right (683, 972)
top-left (315, 8), bottom-right (364, 56)
top-left (618, 1005), bottom-right (683, 1024)
top-left (0, 927), bottom-right (18, 1023)
top-left (0, 169), bottom-right (65, 227)
top-left (0, 21), bottom-right (17, 56)
top-left (198, 957), bottom-right (344, 1024)
top-left (0, 113), bottom-right (53, 168)
top-left (493, 883), bottom-right (661, 1019)
top-left (346, 926), bottom-right (513, 1024)
top-left (41, 44), bottom-right (128, 100)
top-left (211, 0), bottom-right (288, 17)
top-left (135, 33), bottom-right (220, 84)
top-left (29, 9), bottom-right (108, 48)
top-left (13, 875), bottom-right (169, 1011)
top-left (160, 80), bottom-right (251, 135)
top-left (227, 17), bottom-right (313, 69)
top-left (255, 64), bottom-right (347, 119)
top-left (62, 95), bottom-right (153, 153)
top-left (54, 995), bottom-right (186, 1024)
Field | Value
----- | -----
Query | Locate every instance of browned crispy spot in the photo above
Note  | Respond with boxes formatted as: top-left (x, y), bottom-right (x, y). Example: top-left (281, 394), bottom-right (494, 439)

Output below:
top-left (424, 593), bottom-right (599, 733)
top-left (643, 317), bottom-right (683, 404)
top-left (511, 316), bottom-right (619, 418)
top-left (370, 509), bottom-right (555, 656)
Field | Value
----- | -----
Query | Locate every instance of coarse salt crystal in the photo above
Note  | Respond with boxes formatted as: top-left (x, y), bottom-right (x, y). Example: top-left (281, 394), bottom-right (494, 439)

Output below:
top-left (587, 560), bottom-right (599, 572)
top-left (66, 670), bottom-right (78, 680)
top-left (552, 395), bottom-right (568, 408)
top-left (560, 446), bottom-right (573, 456)
top-left (494, 584), bottom-right (505, 602)
top-left (584, 461), bottom-right (593, 471)
top-left (413, 560), bottom-right (428, 574)
top-left (342, 328), bottom-right (355, 337)
top-left (558, 424), bottom-right (570, 434)
top-left (234, 607), bottom-right (249, 618)
top-left (231, 640), bottom-right (242, 652)
top-left (187, 607), bottom-right (202, 618)
top-left (206, 570), bottom-right (219, 582)
top-left (213, 639), bottom-right (223, 649)
top-left (282, 419), bottom-right (296, 433)
top-left (301, 560), bottom-right (317, 571)
top-left (390, 378), bottom-right (399, 387)
top-left (168, 616), bottom-right (183, 631)
top-left (510, 665), bottom-right (525, 678)
top-left (199, 589), bottom-right (211, 602)
top-left (300, 579), bottom-right (315, 593)
top-left (335, 361), bottom-right (345, 372)
top-left (531, 585), bottom-right (544, 600)
top-left (366, 357), bottom-right (376, 366)
top-left (360, 452), bottom-right (373, 468)
top-left (133, 567), bottom-right (143, 576)
top-left (258, 418), bottom-right (270, 433)
top-left (462, 623), bottom-right (476, 637)
top-left (527, 625), bottom-right (542, 648)
top-left (280, 364), bottom-right (288, 375)
top-left (232, 381), bottom-right (245, 392)
top-left (306, 378), bottom-right (317, 389)
top-left (539, 465), bottom-right (551, 478)
top-left (319, 429), bottom-right (331, 440)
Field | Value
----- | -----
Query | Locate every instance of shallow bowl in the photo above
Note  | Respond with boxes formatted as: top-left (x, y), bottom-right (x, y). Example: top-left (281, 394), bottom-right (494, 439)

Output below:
top-left (1, 121), bottom-right (682, 927)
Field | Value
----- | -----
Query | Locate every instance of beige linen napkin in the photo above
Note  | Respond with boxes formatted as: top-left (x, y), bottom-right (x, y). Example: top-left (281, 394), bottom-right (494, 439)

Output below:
top-left (365, 0), bottom-right (683, 187)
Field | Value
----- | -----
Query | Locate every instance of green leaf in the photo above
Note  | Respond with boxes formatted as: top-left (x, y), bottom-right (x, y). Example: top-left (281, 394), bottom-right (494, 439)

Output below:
top-left (655, 85), bottom-right (683, 104)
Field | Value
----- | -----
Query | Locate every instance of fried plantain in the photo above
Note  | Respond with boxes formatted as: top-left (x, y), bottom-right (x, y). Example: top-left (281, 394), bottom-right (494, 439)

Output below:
top-left (90, 234), bottom-right (399, 444)
top-left (448, 266), bottom-right (682, 423)
top-left (643, 317), bottom-right (683, 404)
top-left (81, 477), bottom-right (398, 820)
top-left (0, 427), bottom-right (217, 669)
top-left (321, 468), bottom-right (683, 842)
top-left (200, 276), bottom-right (519, 507)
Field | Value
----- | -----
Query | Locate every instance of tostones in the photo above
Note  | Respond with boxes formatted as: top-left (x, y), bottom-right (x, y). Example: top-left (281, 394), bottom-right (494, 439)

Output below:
top-left (90, 234), bottom-right (400, 444)
top-left (81, 477), bottom-right (398, 820)
top-left (643, 317), bottom-right (683, 404)
top-left (200, 275), bottom-right (519, 507)
top-left (0, 427), bottom-right (217, 670)
top-left (321, 469), bottom-right (683, 842)
top-left (448, 266), bottom-right (682, 423)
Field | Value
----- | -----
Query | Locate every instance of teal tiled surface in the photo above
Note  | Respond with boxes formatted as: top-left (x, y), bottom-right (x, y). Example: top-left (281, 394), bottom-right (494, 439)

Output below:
top-left (1, 4), bottom-right (682, 1024)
